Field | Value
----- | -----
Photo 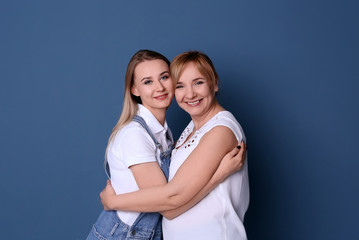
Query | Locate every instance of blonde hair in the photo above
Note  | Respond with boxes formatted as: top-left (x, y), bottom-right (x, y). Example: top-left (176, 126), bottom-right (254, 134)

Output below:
top-left (105, 50), bottom-right (170, 157)
top-left (170, 51), bottom-right (219, 88)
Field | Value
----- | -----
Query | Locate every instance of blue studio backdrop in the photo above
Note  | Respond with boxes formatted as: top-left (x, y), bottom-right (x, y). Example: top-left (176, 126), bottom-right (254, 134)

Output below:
top-left (1, 0), bottom-right (358, 239)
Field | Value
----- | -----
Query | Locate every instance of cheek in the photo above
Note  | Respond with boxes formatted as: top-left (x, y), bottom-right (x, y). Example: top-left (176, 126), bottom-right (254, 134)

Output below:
top-left (137, 87), bottom-right (152, 99)
top-left (165, 79), bottom-right (174, 88)
top-left (174, 91), bottom-right (182, 103)
top-left (165, 82), bottom-right (174, 94)
top-left (203, 86), bottom-right (214, 97)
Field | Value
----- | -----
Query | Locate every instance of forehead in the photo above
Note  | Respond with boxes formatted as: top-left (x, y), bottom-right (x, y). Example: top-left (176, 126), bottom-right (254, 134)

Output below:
top-left (135, 59), bottom-right (169, 78)
top-left (178, 62), bottom-right (203, 82)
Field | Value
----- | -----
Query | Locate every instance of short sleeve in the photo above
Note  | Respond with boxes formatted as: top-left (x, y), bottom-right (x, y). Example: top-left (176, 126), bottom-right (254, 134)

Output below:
top-left (113, 125), bottom-right (158, 168)
top-left (206, 113), bottom-right (245, 143)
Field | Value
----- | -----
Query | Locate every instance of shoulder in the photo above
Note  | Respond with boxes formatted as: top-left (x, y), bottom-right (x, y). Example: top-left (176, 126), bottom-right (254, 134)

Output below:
top-left (110, 121), bottom-right (158, 166)
top-left (210, 111), bottom-right (238, 127)
top-left (111, 122), bottom-right (155, 150)
top-left (120, 122), bottom-right (150, 138)
top-left (201, 125), bottom-right (237, 146)
top-left (204, 111), bottom-right (245, 142)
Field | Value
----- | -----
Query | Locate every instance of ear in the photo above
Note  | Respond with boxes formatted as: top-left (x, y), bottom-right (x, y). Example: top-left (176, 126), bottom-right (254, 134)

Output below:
top-left (131, 85), bottom-right (140, 97)
top-left (214, 81), bottom-right (219, 93)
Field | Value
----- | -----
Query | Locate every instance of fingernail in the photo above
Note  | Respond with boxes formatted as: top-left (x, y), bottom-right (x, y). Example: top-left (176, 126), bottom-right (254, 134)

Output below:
top-left (237, 145), bottom-right (241, 149)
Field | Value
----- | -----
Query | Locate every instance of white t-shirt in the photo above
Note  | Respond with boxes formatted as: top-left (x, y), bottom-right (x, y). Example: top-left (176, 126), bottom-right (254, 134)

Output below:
top-left (106, 104), bottom-right (172, 226)
top-left (162, 111), bottom-right (250, 240)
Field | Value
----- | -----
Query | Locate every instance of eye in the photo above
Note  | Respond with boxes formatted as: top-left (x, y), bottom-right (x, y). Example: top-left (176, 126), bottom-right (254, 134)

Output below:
top-left (176, 84), bottom-right (184, 89)
top-left (194, 80), bottom-right (204, 85)
top-left (144, 80), bottom-right (152, 85)
top-left (161, 75), bottom-right (169, 81)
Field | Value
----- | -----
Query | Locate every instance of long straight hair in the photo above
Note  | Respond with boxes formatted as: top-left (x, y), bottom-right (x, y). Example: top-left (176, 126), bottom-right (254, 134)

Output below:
top-left (105, 50), bottom-right (170, 157)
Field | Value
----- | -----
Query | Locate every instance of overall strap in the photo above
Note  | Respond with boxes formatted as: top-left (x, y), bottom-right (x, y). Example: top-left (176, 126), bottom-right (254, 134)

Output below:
top-left (166, 126), bottom-right (174, 145)
top-left (133, 115), bottom-right (172, 181)
top-left (104, 159), bottom-right (111, 179)
top-left (104, 116), bottom-right (160, 179)
top-left (129, 115), bottom-right (168, 236)
top-left (104, 115), bottom-right (168, 179)
top-left (132, 115), bottom-right (163, 151)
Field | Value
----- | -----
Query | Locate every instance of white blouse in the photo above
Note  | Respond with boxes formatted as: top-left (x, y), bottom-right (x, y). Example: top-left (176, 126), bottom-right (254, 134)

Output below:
top-left (163, 111), bottom-right (250, 240)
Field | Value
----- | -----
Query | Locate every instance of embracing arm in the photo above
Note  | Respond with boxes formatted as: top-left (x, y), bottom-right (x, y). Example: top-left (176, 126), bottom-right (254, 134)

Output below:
top-left (101, 126), bottom-right (168, 212)
top-left (101, 126), bottom-right (238, 212)
top-left (102, 161), bottom-right (167, 211)
top-left (161, 141), bottom-right (246, 220)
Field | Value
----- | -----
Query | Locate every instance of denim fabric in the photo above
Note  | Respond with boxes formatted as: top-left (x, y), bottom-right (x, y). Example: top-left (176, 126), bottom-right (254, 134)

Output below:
top-left (87, 115), bottom-right (173, 240)
top-left (87, 210), bottom-right (162, 240)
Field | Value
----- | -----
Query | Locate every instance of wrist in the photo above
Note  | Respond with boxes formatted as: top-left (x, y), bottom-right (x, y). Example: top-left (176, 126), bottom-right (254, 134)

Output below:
top-left (212, 171), bottom-right (224, 185)
top-left (110, 196), bottom-right (119, 210)
top-left (104, 195), bottom-right (116, 210)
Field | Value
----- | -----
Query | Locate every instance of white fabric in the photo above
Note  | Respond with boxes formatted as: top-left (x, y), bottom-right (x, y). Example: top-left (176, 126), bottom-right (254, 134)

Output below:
top-left (163, 111), bottom-right (250, 240)
top-left (106, 104), bottom-right (171, 226)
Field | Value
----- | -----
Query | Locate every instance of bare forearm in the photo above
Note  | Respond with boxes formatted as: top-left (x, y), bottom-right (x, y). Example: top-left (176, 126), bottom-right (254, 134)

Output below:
top-left (161, 144), bottom-right (245, 220)
top-left (101, 127), bottom-right (237, 214)
top-left (104, 183), bottom-right (187, 212)
top-left (102, 168), bottom-right (220, 213)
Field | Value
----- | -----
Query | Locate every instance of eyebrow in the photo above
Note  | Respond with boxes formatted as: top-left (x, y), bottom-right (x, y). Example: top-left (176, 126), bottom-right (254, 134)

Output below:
top-left (141, 77), bottom-right (151, 82)
top-left (141, 71), bottom-right (169, 82)
top-left (176, 77), bottom-right (204, 84)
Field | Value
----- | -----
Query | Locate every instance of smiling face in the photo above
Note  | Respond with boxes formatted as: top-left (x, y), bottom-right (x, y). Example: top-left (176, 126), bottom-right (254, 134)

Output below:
top-left (175, 62), bottom-right (218, 119)
top-left (131, 59), bottom-right (174, 116)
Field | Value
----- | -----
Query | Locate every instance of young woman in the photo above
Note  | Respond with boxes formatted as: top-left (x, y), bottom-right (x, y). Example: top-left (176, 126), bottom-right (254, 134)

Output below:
top-left (87, 50), bottom-right (246, 240)
top-left (100, 51), bottom-right (250, 240)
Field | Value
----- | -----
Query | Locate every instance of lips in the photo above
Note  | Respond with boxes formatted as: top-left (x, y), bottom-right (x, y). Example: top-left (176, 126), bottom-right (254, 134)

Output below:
top-left (186, 99), bottom-right (202, 107)
top-left (154, 94), bottom-right (168, 100)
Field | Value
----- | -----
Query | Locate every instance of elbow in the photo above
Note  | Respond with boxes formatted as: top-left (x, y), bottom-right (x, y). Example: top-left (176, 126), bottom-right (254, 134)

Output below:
top-left (163, 186), bottom-right (187, 210)
top-left (161, 211), bottom-right (176, 220)
top-left (161, 184), bottom-right (190, 211)
top-left (160, 196), bottom-right (187, 220)
top-left (165, 195), bottom-right (183, 210)
top-left (160, 192), bottom-right (188, 212)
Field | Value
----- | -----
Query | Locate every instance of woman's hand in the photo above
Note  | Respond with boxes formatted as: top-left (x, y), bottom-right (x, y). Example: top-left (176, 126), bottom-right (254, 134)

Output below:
top-left (100, 180), bottom-right (116, 211)
top-left (212, 141), bottom-right (247, 183)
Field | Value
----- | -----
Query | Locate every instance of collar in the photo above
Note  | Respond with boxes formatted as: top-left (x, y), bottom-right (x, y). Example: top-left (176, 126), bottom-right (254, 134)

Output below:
top-left (137, 104), bottom-right (168, 134)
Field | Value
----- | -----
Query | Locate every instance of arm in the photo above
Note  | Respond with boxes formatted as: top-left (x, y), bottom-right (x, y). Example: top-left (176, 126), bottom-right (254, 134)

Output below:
top-left (161, 141), bottom-right (246, 219)
top-left (123, 127), bottom-right (168, 189)
top-left (101, 161), bottom-right (166, 212)
top-left (130, 162), bottom-right (167, 189)
top-left (110, 126), bottom-right (167, 200)
top-left (101, 126), bottom-right (238, 212)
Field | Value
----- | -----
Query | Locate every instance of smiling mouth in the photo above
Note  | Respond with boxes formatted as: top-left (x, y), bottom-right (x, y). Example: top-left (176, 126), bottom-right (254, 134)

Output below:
top-left (154, 94), bottom-right (168, 100)
top-left (187, 99), bottom-right (202, 106)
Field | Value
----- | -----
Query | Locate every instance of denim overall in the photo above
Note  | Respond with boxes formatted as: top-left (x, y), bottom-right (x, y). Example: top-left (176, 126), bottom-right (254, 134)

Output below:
top-left (87, 115), bottom-right (173, 240)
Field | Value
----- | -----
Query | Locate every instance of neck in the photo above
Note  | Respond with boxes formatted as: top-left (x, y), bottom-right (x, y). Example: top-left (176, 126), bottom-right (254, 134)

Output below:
top-left (191, 101), bottom-right (224, 131)
top-left (151, 109), bottom-right (166, 126)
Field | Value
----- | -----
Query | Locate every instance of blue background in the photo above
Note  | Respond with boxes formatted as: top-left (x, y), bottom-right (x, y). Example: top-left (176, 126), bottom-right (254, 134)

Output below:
top-left (1, 0), bottom-right (358, 239)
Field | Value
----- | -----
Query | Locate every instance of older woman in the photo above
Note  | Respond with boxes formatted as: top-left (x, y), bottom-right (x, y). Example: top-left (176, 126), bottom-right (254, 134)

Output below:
top-left (100, 51), bottom-right (249, 240)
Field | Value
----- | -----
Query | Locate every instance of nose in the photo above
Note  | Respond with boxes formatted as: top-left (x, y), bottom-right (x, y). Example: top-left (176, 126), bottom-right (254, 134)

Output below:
top-left (185, 86), bottom-right (196, 99)
top-left (155, 80), bottom-right (165, 92)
